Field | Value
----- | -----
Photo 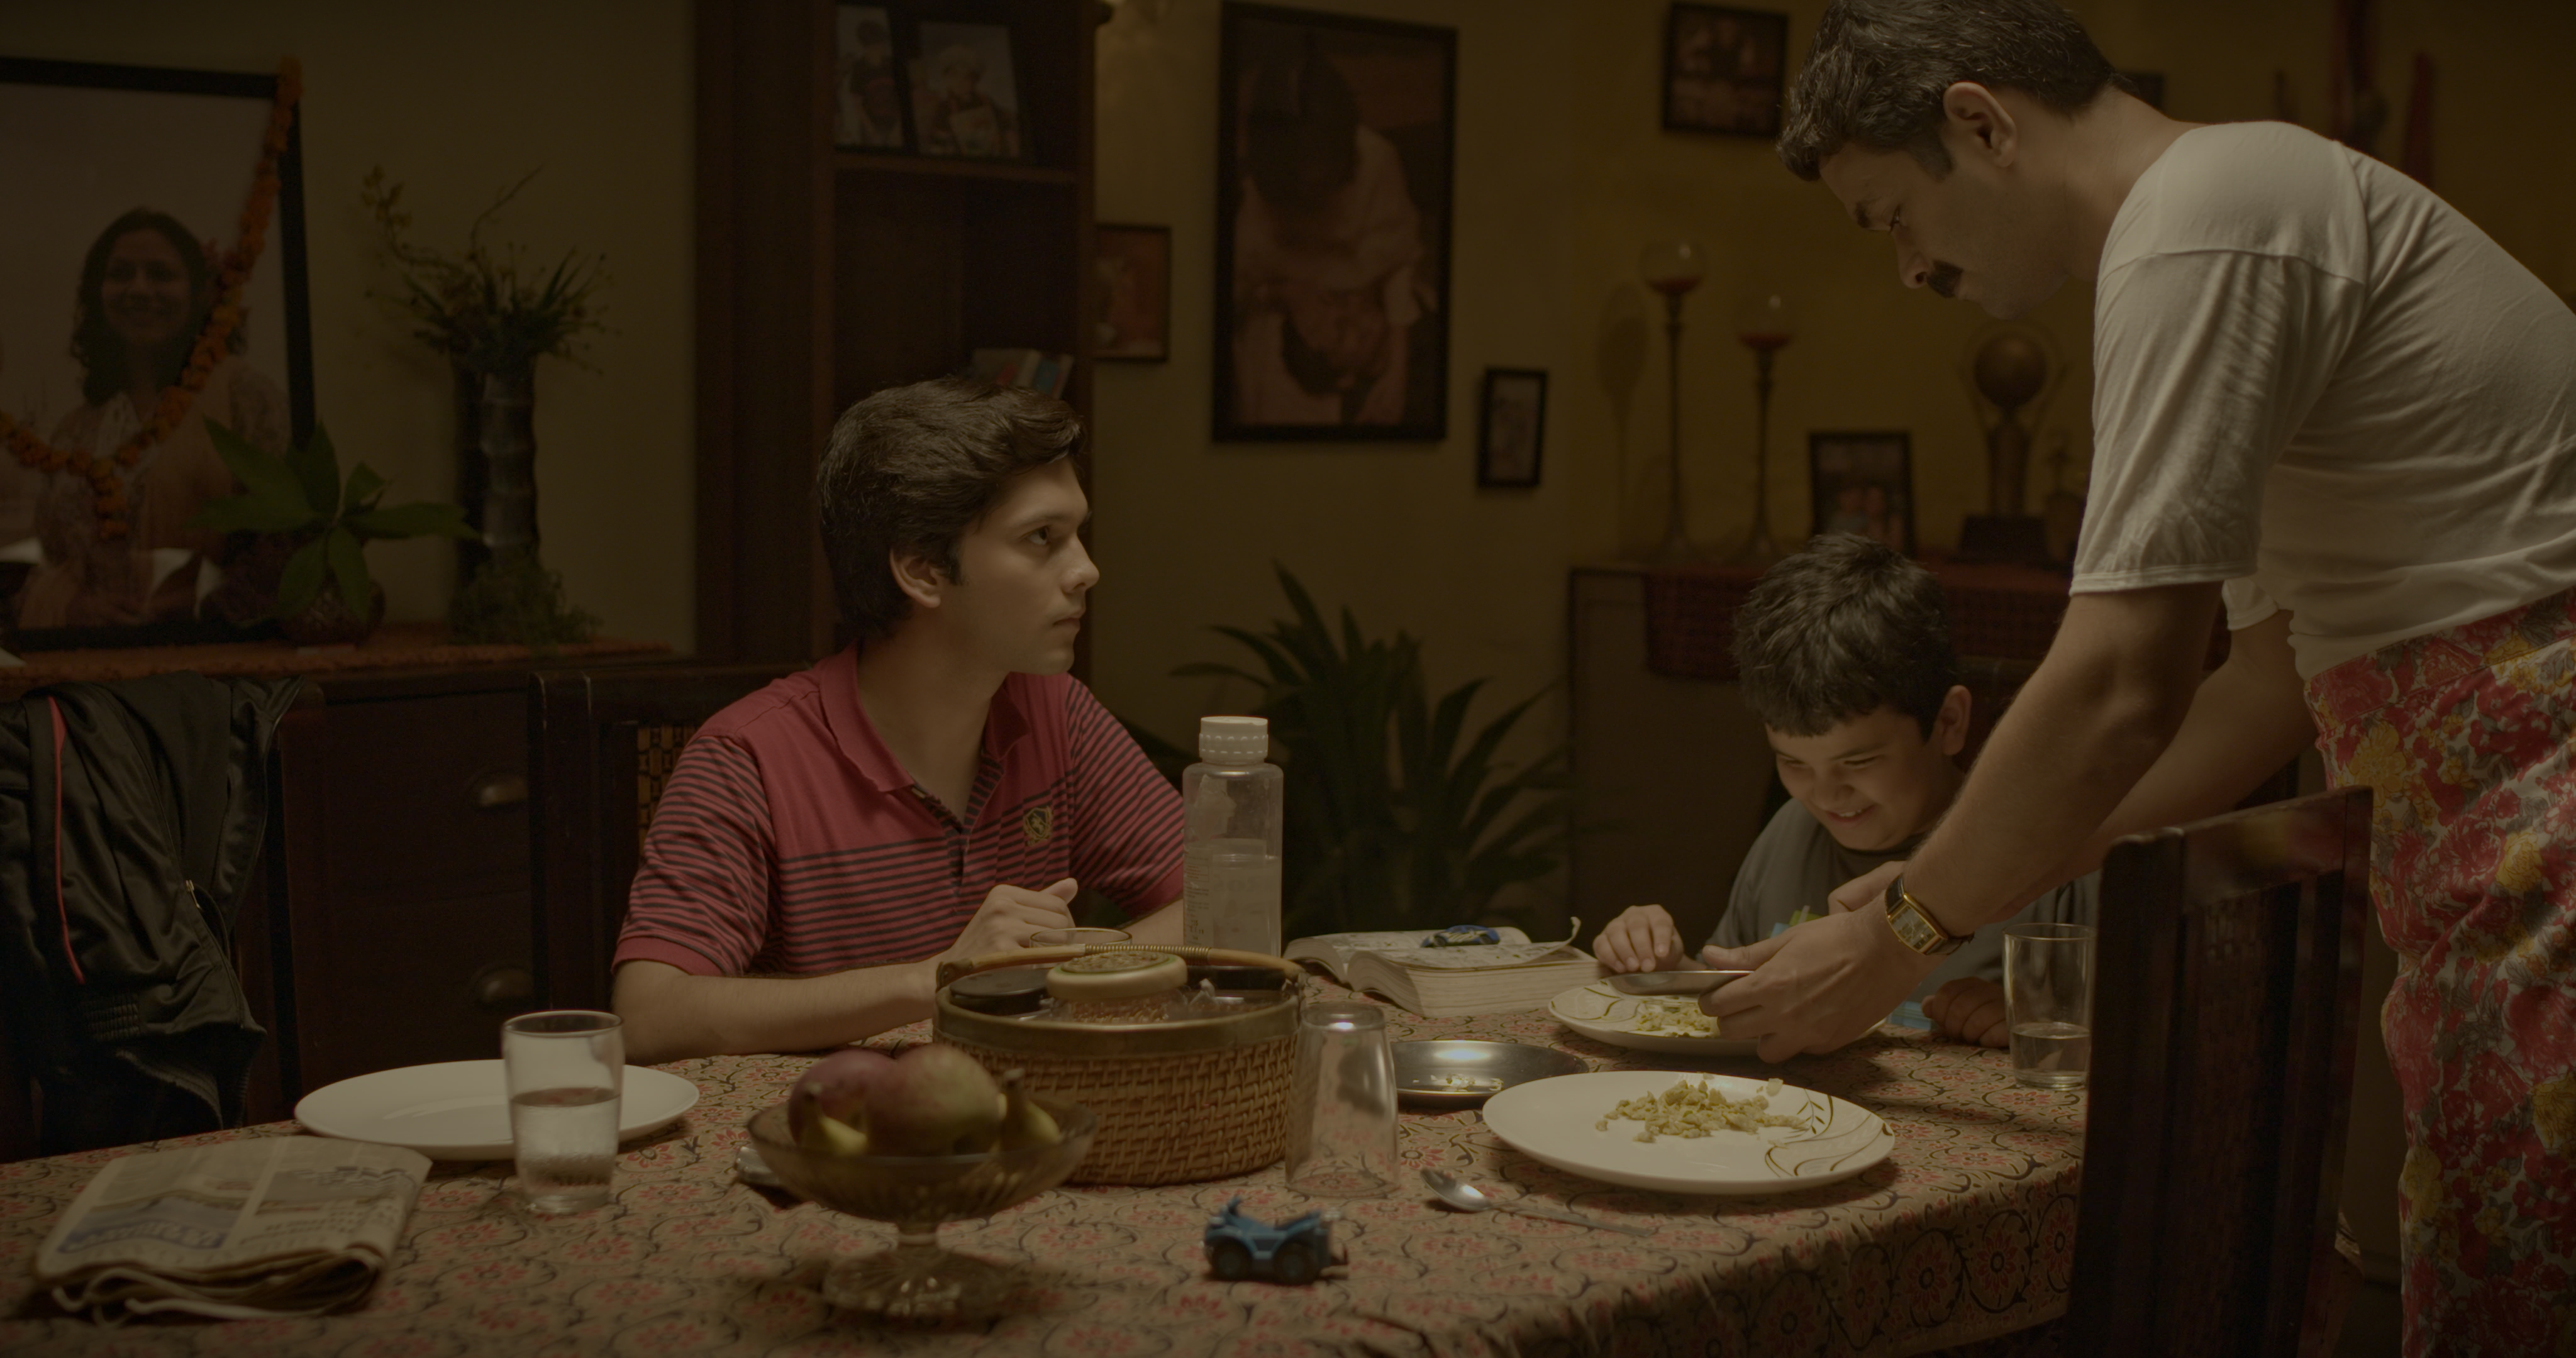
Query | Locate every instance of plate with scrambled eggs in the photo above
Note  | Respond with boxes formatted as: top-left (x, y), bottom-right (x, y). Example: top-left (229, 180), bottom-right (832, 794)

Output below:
top-left (1548, 982), bottom-right (1762, 1057)
top-left (1482, 1070), bottom-right (1892, 1194)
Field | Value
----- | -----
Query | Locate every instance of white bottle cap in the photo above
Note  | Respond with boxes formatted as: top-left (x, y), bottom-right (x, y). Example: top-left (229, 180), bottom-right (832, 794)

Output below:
top-left (1197, 715), bottom-right (1269, 764)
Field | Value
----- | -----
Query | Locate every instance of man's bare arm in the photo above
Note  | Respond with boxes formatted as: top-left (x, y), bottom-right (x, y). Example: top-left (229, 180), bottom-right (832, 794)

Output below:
top-left (1906, 582), bottom-right (2223, 929)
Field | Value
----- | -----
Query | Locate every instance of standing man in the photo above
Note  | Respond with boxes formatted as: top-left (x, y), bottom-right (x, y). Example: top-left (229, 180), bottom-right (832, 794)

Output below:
top-left (1706, 3), bottom-right (2576, 1353)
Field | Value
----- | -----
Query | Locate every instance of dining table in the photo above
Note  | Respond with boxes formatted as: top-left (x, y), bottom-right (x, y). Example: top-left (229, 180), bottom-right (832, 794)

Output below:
top-left (0, 989), bottom-right (2084, 1357)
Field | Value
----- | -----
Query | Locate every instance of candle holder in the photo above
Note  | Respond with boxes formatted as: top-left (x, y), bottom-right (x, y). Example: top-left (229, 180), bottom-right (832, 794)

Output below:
top-left (1637, 241), bottom-right (1709, 565)
top-left (1729, 287), bottom-right (1796, 568)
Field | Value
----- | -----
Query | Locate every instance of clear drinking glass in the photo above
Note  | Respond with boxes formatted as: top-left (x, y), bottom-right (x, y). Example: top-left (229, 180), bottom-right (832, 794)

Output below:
top-left (1284, 1002), bottom-right (1397, 1196)
top-left (502, 1010), bottom-right (625, 1212)
top-left (2004, 924), bottom-right (2095, 1090)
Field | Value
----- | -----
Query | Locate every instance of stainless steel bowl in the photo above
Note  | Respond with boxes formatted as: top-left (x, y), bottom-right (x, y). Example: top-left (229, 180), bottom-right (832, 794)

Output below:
top-left (1603, 969), bottom-right (1751, 996)
top-left (1393, 1040), bottom-right (1585, 1109)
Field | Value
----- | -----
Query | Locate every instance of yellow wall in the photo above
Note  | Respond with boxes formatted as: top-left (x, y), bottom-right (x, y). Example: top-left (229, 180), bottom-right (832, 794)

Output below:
top-left (1089, 0), bottom-right (2576, 765)
top-left (1, 0), bottom-right (697, 650)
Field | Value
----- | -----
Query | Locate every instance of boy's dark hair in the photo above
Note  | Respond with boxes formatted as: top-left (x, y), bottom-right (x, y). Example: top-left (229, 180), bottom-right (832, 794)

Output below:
top-left (1777, 0), bottom-right (2121, 180)
top-left (816, 377), bottom-right (1083, 644)
top-left (1732, 533), bottom-right (1957, 737)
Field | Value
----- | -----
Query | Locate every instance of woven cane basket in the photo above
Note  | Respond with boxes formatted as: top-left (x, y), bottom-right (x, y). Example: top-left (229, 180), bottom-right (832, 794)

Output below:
top-left (933, 946), bottom-right (1303, 1186)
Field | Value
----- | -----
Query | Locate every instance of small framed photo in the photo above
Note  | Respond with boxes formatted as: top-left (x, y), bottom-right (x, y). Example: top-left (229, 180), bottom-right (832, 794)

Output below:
top-left (1662, 4), bottom-right (1790, 137)
top-left (834, 5), bottom-right (909, 150)
top-left (1809, 431), bottom-right (1916, 555)
top-left (1476, 368), bottom-right (1547, 489)
top-left (1092, 224), bottom-right (1170, 362)
top-left (910, 19), bottom-right (1024, 160)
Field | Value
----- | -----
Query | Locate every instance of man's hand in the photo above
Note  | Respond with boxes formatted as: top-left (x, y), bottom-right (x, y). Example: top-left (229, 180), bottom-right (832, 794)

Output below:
top-left (1829, 861), bottom-right (1905, 915)
top-left (1922, 976), bottom-right (2010, 1048)
top-left (1592, 905), bottom-right (1690, 973)
top-left (937, 878), bottom-right (1079, 966)
top-left (1701, 907), bottom-right (1942, 1061)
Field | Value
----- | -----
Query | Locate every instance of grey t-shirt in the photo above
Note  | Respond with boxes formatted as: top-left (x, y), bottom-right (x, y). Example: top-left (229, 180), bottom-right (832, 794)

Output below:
top-left (1709, 801), bottom-right (2099, 1003)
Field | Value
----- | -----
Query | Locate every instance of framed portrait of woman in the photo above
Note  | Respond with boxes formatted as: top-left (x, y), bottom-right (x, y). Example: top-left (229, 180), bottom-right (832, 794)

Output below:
top-left (0, 57), bottom-right (313, 650)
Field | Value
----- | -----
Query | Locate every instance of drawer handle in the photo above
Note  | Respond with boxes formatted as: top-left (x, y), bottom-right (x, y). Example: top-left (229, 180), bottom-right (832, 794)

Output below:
top-left (470, 770), bottom-right (529, 810)
top-left (472, 963), bottom-right (537, 1012)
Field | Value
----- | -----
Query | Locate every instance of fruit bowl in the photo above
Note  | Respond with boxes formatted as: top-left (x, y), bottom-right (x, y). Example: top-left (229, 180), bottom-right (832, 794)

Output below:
top-left (745, 1096), bottom-right (1096, 1319)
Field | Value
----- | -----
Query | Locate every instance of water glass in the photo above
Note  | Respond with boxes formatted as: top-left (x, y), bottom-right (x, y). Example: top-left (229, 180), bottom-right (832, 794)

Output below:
top-left (1284, 1002), bottom-right (1397, 1196)
top-left (2004, 924), bottom-right (2095, 1090)
top-left (502, 1010), bottom-right (625, 1213)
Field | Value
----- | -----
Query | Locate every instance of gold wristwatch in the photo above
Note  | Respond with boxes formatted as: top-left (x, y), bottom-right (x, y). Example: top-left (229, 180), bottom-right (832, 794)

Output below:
top-left (1883, 876), bottom-right (1968, 956)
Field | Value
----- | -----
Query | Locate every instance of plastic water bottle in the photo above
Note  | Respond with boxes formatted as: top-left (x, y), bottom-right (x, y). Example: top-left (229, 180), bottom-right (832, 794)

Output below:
top-left (1183, 715), bottom-right (1284, 955)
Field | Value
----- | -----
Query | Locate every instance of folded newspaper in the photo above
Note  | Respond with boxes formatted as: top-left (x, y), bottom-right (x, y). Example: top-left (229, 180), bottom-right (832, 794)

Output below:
top-left (33, 1135), bottom-right (430, 1322)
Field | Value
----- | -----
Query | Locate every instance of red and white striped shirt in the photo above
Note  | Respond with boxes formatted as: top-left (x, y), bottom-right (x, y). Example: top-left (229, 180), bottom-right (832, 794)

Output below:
top-left (614, 649), bottom-right (1182, 977)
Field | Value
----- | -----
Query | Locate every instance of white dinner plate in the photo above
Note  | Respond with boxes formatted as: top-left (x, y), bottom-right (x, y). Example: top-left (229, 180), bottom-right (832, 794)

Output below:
top-left (294, 1060), bottom-right (700, 1161)
top-left (1548, 981), bottom-right (1763, 1057)
top-left (1480, 1070), bottom-right (1893, 1195)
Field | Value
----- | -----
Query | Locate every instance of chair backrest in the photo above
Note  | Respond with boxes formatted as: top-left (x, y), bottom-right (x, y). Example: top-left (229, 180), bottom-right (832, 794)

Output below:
top-left (528, 663), bottom-right (800, 1012)
top-left (2069, 787), bottom-right (2372, 1356)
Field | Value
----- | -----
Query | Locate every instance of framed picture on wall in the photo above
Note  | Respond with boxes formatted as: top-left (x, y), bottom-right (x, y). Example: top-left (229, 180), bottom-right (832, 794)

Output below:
top-left (1092, 224), bottom-right (1171, 362)
top-left (834, 4), bottom-right (911, 150)
top-left (1214, 3), bottom-right (1455, 441)
top-left (1662, 4), bottom-right (1790, 137)
top-left (1808, 431), bottom-right (1916, 555)
top-left (911, 19), bottom-right (1024, 160)
top-left (1476, 368), bottom-right (1546, 488)
top-left (0, 56), bottom-right (314, 651)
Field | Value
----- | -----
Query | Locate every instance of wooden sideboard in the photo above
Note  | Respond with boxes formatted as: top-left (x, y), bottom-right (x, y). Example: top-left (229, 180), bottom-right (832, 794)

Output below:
top-left (0, 625), bottom-right (669, 1110)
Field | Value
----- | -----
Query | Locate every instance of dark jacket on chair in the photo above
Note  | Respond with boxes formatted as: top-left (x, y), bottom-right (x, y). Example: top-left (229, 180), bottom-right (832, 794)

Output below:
top-left (0, 673), bottom-right (301, 1154)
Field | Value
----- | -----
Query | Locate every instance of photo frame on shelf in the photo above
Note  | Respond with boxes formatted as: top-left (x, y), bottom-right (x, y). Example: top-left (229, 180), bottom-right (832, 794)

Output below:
top-left (1092, 224), bottom-right (1171, 362)
top-left (909, 17), bottom-right (1026, 161)
top-left (1662, 4), bottom-right (1790, 138)
top-left (1476, 368), bottom-right (1547, 489)
top-left (1808, 431), bottom-right (1916, 555)
top-left (0, 56), bottom-right (314, 651)
top-left (1214, 3), bottom-right (1455, 441)
top-left (834, 4), bottom-right (911, 151)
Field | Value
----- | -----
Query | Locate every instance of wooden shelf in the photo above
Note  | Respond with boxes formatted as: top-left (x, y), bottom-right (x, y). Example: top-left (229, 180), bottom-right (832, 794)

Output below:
top-left (833, 150), bottom-right (1077, 187)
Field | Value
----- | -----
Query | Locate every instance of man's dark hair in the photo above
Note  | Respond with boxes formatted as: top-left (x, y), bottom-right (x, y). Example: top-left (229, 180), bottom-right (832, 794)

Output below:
top-left (1732, 533), bottom-right (1957, 737)
top-left (816, 377), bottom-right (1084, 644)
top-left (1776, 0), bottom-right (2121, 180)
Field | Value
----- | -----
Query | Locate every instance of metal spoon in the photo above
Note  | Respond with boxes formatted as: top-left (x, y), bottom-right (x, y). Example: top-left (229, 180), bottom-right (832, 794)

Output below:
top-left (1421, 1169), bottom-right (1655, 1235)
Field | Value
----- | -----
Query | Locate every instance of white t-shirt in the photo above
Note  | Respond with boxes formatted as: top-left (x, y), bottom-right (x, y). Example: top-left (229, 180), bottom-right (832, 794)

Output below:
top-left (2074, 121), bottom-right (2576, 678)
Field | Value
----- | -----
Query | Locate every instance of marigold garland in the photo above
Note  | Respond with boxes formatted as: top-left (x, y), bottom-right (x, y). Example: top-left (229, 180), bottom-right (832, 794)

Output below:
top-left (0, 57), bottom-right (303, 543)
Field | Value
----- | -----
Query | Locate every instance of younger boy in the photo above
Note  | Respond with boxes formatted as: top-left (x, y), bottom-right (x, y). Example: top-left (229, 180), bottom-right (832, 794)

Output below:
top-left (611, 380), bottom-right (1184, 1063)
top-left (1592, 534), bottom-right (2094, 1046)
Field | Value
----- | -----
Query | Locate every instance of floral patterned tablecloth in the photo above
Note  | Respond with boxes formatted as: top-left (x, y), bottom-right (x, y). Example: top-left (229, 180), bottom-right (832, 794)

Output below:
top-left (0, 1001), bottom-right (2081, 1357)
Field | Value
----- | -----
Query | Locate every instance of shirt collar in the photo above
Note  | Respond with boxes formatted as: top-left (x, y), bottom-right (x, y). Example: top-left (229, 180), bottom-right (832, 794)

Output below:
top-left (818, 647), bottom-right (1037, 796)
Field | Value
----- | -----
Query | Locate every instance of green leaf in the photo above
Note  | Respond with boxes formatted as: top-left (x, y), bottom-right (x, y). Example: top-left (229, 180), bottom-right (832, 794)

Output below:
top-left (348, 500), bottom-right (475, 540)
top-left (188, 492), bottom-right (317, 534)
top-left (288, 424), bottom-right (342, 525)
top-left (326, 526), bottom-right (370, 619)
top-left (341, 461), bottom-right (389, 518)
top-left (275, 537), bottom-right (328, 617)
top-left (204, 419), bottom-right (316, 521)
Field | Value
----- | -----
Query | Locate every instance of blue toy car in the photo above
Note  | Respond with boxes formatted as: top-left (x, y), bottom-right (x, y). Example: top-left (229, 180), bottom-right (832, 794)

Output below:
top-left (1421, 924), bottom-right (1502, 947)
top-left (1204, 1196), bottom-right (1339, 1284)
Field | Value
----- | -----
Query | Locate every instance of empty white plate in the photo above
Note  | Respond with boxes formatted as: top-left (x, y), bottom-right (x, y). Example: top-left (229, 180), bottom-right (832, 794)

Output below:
top-left (1480, 1070), bottom-right (1892, 1195)
top-left (294, 1060), bottom-right (700, 1161)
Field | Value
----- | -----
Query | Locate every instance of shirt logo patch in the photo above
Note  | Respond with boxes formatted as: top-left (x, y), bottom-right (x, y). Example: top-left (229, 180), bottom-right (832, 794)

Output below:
top-left (1021, 805), bottom-right (1053, 846)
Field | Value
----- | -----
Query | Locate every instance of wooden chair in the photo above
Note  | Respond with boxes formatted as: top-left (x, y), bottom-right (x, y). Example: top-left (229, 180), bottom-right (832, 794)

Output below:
top-left (528, 663), bottom-right (799, 1013)
top-left (2069, 787), bottom-right (2372, 1356)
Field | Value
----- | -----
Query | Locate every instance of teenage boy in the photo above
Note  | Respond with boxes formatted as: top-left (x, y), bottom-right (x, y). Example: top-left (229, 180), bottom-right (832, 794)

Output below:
top-left (611, 380), bottom-right (1183, 1063)
top-left (1591, 535), bottom-right (2093, 1047)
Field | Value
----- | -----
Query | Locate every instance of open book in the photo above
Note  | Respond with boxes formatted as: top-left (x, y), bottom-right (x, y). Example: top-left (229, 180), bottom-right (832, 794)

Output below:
top-left (34, 1135), bottom-right (430, 1322)
top-left (1285, 925), bottom-right (1606, 1018)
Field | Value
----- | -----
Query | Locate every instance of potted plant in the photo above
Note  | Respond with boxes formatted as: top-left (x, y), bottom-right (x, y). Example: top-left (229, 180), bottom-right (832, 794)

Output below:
top-left (189, 419), bottom-right (474, 645)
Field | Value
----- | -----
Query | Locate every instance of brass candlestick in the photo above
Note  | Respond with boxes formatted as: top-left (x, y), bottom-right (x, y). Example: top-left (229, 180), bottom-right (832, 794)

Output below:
top-left (1638, 241), bottom-right (1707, 565)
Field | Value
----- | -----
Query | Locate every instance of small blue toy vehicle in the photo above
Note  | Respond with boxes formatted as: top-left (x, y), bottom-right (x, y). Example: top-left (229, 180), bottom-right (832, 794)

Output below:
top-left (1204, 1195), bottom-right (1339, 1284)
top-left (1421, 924), bottom-right (1502, 947)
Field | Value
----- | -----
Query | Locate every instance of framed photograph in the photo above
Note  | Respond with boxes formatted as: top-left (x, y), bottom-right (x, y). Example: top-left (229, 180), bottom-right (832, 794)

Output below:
top-left (0, 57), bottom-right (313, 650)
top-left (1476, 368), bottom-right (1546, 489)
top-left (1092, 224), bottom-right (1171, 362)
top-left (910, 19), bottom-right (1024, 160)
top-left (1662, 4), bottom-right (1790, 137)
top-left (1215, 3), bottom-right (1455, 441)
top-left (1809, 431), bottom-right (1916, 555)
top-left (835, 4), bottom-right (910, 150)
